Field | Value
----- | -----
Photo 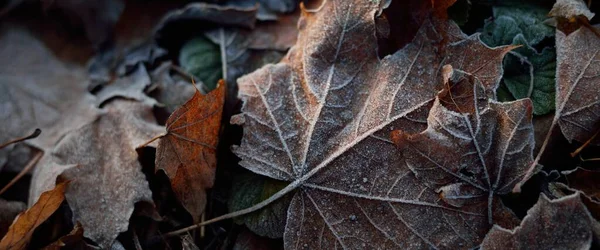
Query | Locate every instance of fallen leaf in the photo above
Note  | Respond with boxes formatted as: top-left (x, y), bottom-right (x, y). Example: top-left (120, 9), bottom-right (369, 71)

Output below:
top-left (0, 26), bottom-right (101, 156)
top-left (0, 182), bottom-right (68, 250)
top-left (563, 167), bottom-right (600, 201)
top-left (30, 99), bottom-right (163, 248)
top-left (156, 82), bottom-right (225, 222)
top-left (202, 28), bottom-right (286, 115)
top-left (393, 68), bottom-right (534, 220)
top-left (480, 193), bottom-right (600, 250)
top-left (233, 0), bottom-right (515, 248)
top-left (147, 62), bottom-right (197, 114)
top-left (549, 0), bottom-right (595, 21)
top-left (0, 199), bottom-right (26, 239)
top-left (95, 65), bottom-right (154, 107)
top-left (555, 24), bottom-right (600, 144)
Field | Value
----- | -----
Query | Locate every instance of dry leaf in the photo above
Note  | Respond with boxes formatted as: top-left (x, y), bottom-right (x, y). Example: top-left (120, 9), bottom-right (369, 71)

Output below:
top-left (0, 27), bottom-right (101, 156)
top-left (480, 193), bottom-right (600, 249)
top-left (555, 25), bottom-right (600, 144)
top-left (148, 62), bottom-right (197, 114)
top-left (30, 99), bottom-right (163, 248)
top-left (563, 167), bottom-right (600, 201)
top-left (392, 70), bottom-right (534, 222)
top-left (233, 0), bottom-right (514, 248)
top-left (0, 182), bottom-right (68, 250)
top-left (156, 82), bottom-right (225, 222)
top-left (95, 65), bottom-right (154, 107)
top-left (549, 0), bottom-right (595, 21)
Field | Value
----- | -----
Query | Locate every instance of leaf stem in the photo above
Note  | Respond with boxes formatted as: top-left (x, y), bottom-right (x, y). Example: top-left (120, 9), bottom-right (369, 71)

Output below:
top-left (571, 128), bottom-right (600, 157)
top-left (0, 129), bottom-right (41, 150)
top-left (0, 151), bottom-right (43, 196)
top-left (162, 177), bottom-right (301, 237)
top-left (138, 134), bottom-right (166, 148)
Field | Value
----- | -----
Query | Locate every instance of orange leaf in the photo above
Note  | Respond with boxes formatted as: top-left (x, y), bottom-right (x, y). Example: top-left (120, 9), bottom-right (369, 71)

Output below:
top-left (0, 182), bottom-right (68, 250)
top-left (156, 81), bottom-right (225, 222)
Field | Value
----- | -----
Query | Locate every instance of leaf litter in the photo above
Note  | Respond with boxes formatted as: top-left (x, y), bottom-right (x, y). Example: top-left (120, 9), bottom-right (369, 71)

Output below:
top-left (1, 0), bottom-right (600, 249)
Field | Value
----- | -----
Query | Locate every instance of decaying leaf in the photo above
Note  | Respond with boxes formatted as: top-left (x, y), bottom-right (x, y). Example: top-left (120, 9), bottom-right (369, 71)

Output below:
top-left (480, 193), bottom-right (600, 250)
top-left (95, 65), bottom-right (154, 107)
top-left (30, 99), bottom-right (163, 248)
top-left (563, 167), bottom-right (600, 201)
top-left (233, 0), bottom-right (516, 248)
top-left (156, 82), bottom-right (225, 222)
top-left (0, 182), bottom-right (68, 250)
top-left (555, 24), bottom-right (600, 144)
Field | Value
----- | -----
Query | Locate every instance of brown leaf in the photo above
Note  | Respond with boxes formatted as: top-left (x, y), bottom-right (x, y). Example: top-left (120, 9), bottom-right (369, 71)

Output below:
top-left (555, 24), bottom-right (600, 144)
top-left (480, 193), bottom-right (600, 250)
top-left (156, 82), bottom-right (225, 222)
top-left (30, 99), bottom-right (163, 248)
top-left (0, 182), bottom-right (68, 250)
top-left (563, 167), bottom-right (600, 201)
top-left (232, 0), bottom-right (514, 248)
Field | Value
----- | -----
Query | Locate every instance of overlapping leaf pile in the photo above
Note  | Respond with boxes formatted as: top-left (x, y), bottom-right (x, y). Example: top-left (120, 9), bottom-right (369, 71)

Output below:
top-left (1, 0), bottom-right (600, 249)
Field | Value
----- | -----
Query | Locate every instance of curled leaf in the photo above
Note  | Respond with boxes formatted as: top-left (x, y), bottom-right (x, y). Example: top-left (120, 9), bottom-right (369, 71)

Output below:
top-left (0, 182), bottom-right (68, 250)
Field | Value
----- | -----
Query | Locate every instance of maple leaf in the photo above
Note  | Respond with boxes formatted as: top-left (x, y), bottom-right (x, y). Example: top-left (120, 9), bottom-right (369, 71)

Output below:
top-left (515, 24), bottom-right (600, 191)
top-left (155, 82), bottom-right (225, 222)
top-left (0, 182), bottom-right (68, 249)
top-left (392, 67), bottom-right (534, 222)
top-left (0, 199), bottom-right (25, 238)
top-left (0, 27), bottom-right (101, 161)
top-left (232, 0), bottom-right (515, 248)
top-left (30, 99), bottom-right (163, 248)
top-left (480, 193), bottom-right (600, 249)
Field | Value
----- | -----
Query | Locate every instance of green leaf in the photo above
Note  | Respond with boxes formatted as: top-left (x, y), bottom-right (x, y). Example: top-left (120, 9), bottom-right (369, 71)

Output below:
top-left (178, 36), bottom-right (222, 90)
top-left (228, 173), bottom-right (291, 239)
top-left (479, 4), bottom-right (556, 115)
top-left (503, 35), bottom-right (556, 115)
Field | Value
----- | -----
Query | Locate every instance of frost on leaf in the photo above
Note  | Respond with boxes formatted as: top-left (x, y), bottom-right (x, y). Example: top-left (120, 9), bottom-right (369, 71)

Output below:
top-left (555, 24), bottom-right (600, 143)
top-left (232, 0), bottom-right (515, 248)
top-left (392, 68), bottom-right (534, 226)
top-left (480, 193), bottom-right (600, 250)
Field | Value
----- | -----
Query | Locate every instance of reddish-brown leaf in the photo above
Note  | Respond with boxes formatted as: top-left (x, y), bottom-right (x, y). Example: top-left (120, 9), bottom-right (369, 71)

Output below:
top-left (156, 81), bottom-right (225, 222)
top-left (0, 182), bottom-right (68, 250)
